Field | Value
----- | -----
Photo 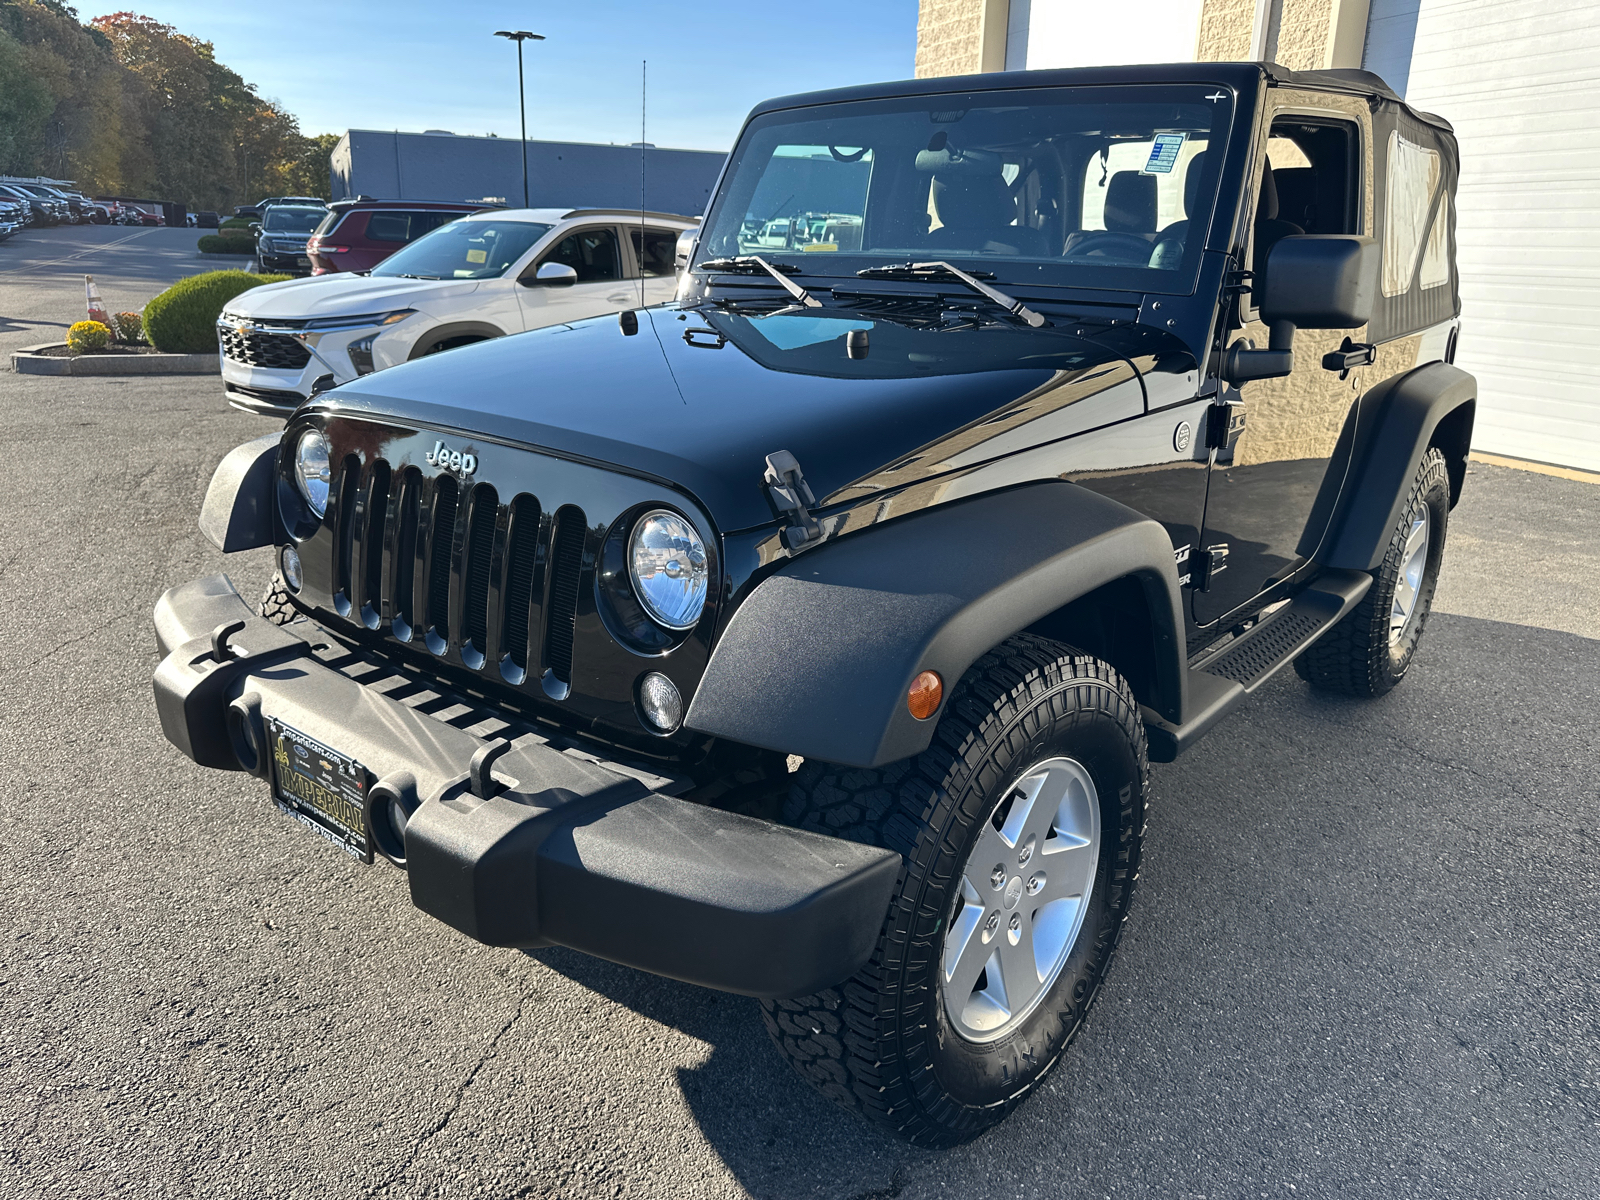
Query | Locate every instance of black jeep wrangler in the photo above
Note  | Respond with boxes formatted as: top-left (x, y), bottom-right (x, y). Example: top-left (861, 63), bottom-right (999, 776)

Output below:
top-left (154, 63), bottom-right (1471, 1146)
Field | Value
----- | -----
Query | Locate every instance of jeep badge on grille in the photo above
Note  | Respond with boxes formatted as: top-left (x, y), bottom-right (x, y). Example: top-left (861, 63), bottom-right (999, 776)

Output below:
top-left (424, 440), bottom-right (477, 477)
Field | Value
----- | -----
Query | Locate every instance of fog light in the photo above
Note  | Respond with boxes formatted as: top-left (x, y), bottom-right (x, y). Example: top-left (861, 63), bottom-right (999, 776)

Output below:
top-left (348, 334), bottom-right (376, 375)
top-left (281, 545), bottom-right (303, 591)
top-left (638, 671), bottom-right (683, 733)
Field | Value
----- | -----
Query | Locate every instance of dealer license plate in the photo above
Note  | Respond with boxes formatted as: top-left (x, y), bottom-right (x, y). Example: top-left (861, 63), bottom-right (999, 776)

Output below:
top-left (266, 718), bottom-right (372, 862)
top-left (296, 256), bottom-right (311, 267)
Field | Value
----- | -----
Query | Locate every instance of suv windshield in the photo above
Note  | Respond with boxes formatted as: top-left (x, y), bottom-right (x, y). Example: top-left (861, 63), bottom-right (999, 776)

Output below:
top-left (263, 207), bottom-right (326, 233)
top-left (370, 220), bottom-right (553, 280)
top-left (698, 84), bottom-right (1234, 293)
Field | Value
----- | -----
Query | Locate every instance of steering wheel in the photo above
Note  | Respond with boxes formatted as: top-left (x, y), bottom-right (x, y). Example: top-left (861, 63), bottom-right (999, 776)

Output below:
top-left (1062, 230), bottom-right (1155, 263)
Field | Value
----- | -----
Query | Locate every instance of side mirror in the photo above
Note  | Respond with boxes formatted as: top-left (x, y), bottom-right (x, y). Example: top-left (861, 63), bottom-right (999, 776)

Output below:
top-left (249, 223), bottom-right (262, 234)
top-left (1223, 235), bottom-right (1379, 386)
top-left (526, 261), bottom-right (577, 288)
top-left (674, 228), bottom-right (699, 275)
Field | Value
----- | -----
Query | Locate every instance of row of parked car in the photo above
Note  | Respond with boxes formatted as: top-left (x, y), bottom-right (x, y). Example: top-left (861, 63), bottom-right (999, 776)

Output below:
top-left (0, 177), bottom-right (176, 239)
top-left (217, 199), bottom-right (694, 415)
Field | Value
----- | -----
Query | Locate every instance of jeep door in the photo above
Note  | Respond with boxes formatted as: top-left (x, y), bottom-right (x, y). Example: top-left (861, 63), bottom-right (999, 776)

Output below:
top-left (515, 225), bottom-right (637, 329)
top-left (1193, 95), bottom-right (1374, 626)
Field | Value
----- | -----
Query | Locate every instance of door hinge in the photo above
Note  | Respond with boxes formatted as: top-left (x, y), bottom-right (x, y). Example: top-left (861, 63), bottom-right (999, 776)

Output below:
top-left (763, 450), bottom-right (823, 552)
top-left (1174, 544), bottom-right (1193, 588)
top-left (1188, 544), bottom-right (1229, 591)
top-left (1206, 400), bottom-right (1247, 451)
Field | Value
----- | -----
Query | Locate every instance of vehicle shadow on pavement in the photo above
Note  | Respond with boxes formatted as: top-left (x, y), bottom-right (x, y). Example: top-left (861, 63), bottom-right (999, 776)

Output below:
top-left (538, 614), bottom-right (1599, 1200)
top-left (527, 945), bottom-right (928, 1199)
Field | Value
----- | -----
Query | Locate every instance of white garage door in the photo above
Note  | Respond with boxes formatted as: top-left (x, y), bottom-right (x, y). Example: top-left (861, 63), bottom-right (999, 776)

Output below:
top-left (1402, 0), bottom-right (1600, 472)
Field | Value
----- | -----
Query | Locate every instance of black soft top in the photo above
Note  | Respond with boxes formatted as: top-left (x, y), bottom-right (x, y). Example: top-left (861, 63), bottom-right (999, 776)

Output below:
top-left (1265, 65), bottom-right (1453, 134)
top-left (750, 61), bottom-right (1451, 135)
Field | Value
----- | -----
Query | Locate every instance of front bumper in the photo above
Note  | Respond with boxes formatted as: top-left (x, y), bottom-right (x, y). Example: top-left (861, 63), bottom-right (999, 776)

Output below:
top-left (151, 575), bottom-right (898, 998)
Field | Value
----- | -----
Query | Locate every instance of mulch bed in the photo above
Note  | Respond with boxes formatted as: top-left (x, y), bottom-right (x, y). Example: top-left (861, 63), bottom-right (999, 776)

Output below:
top-left (35, 343), bottom-right (163, 357)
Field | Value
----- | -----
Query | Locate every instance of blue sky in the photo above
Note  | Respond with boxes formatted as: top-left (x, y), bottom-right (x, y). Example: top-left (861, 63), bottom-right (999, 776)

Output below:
top-left (113, 1), bottom-right (919, 150)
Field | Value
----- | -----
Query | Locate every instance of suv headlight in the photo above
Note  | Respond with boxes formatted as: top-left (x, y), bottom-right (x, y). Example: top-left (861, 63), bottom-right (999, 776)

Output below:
top-left (258, 237), bottom-right (277, 254)
top-left (293, 429), bottom-right (332, 517)
top-left (628, 510), bottom-right (708, 630)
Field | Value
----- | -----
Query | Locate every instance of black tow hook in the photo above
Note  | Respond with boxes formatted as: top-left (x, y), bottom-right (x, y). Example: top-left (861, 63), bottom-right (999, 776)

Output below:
top-left (211, 619), bottom-right (247, 663)
top-left (468, 738), bottom-right (513, 799)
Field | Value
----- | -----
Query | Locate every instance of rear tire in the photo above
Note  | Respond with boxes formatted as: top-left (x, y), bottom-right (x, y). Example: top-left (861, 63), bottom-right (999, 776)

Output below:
top-left (1295, 446), bottom-right (1450, 697)
top-left (761, 634), bottom-right (1147, 1146)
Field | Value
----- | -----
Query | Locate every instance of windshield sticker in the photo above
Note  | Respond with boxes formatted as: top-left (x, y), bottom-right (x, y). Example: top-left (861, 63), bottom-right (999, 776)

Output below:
top-left (1142, 134), bottom-right (1186, 175)
top-left (466, 249), bottom-right (488, 264)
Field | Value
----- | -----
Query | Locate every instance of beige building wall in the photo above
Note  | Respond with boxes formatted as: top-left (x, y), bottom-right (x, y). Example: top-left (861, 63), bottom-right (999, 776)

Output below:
top-left (1196, 0), bottom-right (1258, 59)
top-left (916, 0), bottom-right (1372, 73)
top-left (915, 0), bottom-right (1010, 77)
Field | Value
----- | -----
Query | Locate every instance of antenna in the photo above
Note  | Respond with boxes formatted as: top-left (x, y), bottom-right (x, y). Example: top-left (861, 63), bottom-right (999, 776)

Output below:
top-left (633, 60), bottom-right (640, 305)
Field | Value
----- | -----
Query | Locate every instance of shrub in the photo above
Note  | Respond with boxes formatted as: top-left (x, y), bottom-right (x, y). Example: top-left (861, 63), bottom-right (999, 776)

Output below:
top-left (219, 216), bottom-right (253, 231)
top-left (67, 320), bottom-right (111, 353)
top-left (111, 312), bottom-right (143, 343)
top-left (143, 271), bottom-right (293, 353)
top-left (198, 232), bottom-right (254, 255)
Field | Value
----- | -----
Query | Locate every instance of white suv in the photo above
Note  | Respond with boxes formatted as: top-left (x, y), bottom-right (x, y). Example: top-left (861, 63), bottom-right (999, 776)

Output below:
top-left (217, 207), bottom-right (696, 417)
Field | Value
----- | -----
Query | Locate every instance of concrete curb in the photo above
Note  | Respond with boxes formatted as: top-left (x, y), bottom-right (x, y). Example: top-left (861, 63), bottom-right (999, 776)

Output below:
top-left (11, 343), bottom-right (218, 376)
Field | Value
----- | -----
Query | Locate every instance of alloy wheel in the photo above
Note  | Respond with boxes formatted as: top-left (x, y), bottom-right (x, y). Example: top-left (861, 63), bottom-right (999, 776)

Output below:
top-left (941, 756), bottom-right (1101, 1043)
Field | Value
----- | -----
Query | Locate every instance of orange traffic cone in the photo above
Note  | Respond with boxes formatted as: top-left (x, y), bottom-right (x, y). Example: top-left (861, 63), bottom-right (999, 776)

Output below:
top-left (85, 275), bottom-right (110, 327)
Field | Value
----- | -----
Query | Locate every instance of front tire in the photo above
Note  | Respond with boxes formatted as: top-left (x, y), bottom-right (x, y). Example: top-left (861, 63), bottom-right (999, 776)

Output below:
top-left (259, 572), bottom-right (299, 626)
top-left (762, 635), bottom-right (1148, 1146)
top-left (1295, 446), bottom-right (1450, 697)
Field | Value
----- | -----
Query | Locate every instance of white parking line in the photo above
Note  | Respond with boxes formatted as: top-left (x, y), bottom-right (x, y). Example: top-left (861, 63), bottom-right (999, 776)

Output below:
top-left (0, 228), bottom-right (161, 275)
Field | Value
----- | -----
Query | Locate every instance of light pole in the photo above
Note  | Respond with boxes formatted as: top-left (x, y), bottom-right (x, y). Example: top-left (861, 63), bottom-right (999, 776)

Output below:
top-left (494, 30), bottom-right (544, 209)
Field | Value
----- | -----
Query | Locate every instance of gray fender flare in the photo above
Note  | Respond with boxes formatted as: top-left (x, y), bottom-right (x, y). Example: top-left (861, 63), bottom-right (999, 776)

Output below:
top-left (199, 433), bottom-right (279, 553)
top-left (684, 482), bottom-right (1187, 769)
top-left (1322, 361), bottom-right (1476, 572)
top-left (406, 321), bottom-right (505, 360)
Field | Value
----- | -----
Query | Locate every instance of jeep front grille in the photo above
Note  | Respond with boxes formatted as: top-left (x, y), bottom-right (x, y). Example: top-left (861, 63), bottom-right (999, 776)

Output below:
top-left (219, 327), bottom-right (311, 370)
top-left (328, 455), bottom-right (588, 690)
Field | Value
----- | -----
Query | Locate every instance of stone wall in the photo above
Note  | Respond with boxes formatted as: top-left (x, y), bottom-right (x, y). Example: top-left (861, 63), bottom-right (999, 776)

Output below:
top-left (1196, 0), bottom-right (1258, 60)
top-left (914, 0), bottom-right (1009, 77)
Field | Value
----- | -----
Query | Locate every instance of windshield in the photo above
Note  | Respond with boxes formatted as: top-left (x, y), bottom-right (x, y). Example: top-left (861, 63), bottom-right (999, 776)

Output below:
top-left (370, 220), bottom-right (553, 280)
top-left (698, 84), bottom-right (1234, 294)
top-left (263, 207), bottom-right (325, 233)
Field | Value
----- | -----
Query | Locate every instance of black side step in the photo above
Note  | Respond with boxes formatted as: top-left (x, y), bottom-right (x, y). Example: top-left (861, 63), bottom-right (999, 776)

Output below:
top-left (1143, 568), bottom-right (1371, 762)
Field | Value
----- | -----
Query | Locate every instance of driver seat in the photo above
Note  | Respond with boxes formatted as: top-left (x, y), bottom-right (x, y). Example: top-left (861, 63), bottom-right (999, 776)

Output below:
top-left (926, 173), bottom-right (1047, 256)
top-left (1063, 171), bottom-right (1157, 259)
top-left (1250, 160), bottom-right (1304, 297)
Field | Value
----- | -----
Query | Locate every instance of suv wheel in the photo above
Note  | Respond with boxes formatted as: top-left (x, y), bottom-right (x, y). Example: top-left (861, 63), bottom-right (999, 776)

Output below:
top-left (1295, 446), bottom-right (1450, 697)
top-left (762, 634), bottom-right (1147, 1146)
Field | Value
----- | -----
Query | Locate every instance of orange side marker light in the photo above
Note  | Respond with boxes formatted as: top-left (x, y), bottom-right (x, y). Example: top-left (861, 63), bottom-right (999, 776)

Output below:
top-left (907, 671), bottom-right (943, 720)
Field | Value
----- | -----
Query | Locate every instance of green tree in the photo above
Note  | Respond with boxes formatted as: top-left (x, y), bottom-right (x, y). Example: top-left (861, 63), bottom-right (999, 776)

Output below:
top-left (0, 26), bottom-right (52, 173)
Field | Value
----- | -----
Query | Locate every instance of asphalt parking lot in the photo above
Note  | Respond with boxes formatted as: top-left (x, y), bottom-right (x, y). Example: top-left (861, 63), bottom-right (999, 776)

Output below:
top-left (1, 225), bottom-right (1597, 1199)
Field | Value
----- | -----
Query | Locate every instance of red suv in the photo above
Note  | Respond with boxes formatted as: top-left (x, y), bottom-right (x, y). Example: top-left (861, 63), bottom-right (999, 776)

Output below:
top-left (305, 198), bottom-right (492, 274)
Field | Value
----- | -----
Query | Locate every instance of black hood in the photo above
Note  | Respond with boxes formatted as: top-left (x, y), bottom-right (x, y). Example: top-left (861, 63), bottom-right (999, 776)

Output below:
top-left (327, 305), bottom-right (1153, 533)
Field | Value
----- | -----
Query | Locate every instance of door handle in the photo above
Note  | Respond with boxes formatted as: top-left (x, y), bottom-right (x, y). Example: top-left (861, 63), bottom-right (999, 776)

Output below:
top-left (1322, 337), bottom-right (1376, 379)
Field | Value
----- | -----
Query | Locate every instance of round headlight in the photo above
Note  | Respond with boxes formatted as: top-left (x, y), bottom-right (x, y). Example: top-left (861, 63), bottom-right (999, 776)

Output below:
top-left (628, 509), bottom-right (708, 630)
top-left (294, 429), bottom-right (331, 517)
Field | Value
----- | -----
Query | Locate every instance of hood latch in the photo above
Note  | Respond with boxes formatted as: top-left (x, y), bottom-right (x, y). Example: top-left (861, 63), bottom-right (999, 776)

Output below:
top-left (763, 451), bottom-right (823, 552)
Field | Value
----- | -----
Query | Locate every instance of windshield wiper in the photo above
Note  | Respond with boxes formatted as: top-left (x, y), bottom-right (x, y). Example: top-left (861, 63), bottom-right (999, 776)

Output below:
top-left (697, 255), bottom-right (821, 308)
top-left (855, 261), bottom-right (1045, 328)
top-left (394, 273), bottom-right (441, 280)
